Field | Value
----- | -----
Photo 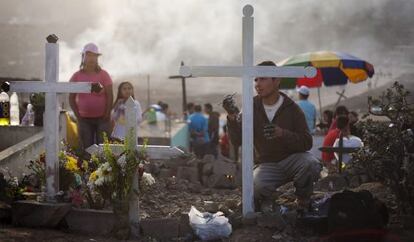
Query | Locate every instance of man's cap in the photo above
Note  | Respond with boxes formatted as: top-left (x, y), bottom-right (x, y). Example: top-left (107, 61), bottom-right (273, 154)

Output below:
top-left (82, 43), bottom-right (101, 55)
top-left (297, 85), bottom-right (310, 96)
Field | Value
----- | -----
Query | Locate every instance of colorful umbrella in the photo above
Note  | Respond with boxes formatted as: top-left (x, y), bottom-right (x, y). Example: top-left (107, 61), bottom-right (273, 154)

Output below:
top-left (278, 51), bottom-right (375, 90)
top-left (277, 51), bottom-right (375, 116)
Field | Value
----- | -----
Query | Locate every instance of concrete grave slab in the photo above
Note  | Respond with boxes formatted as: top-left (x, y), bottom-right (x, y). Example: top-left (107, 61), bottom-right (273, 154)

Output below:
top-left (65, 208), bottom-right (116, 235)
top-left (12, 200), bottom-right (71, 227)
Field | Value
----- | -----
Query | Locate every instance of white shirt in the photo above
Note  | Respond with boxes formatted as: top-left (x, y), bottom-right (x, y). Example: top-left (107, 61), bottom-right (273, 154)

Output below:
top-left (263, 95), bottom-right (284, 122)
top-left (333, 135), bottom-right (364, 164)
top-left (111, 100), bottom-right (143, 141)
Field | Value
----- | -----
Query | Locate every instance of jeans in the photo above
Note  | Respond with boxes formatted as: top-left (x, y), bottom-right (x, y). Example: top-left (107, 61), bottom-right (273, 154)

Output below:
top-left (77, 117), bottom-right (111, 151)
top-left (253, 152), bottom-right (321, 207)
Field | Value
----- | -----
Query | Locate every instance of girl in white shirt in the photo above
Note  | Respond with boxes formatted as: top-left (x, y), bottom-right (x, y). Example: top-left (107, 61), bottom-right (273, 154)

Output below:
top-left (111, 82), bottom-right (143, 141)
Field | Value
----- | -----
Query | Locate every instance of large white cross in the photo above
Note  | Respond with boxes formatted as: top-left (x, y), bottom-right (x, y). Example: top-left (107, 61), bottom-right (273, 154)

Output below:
top-left (10, 38), bottom-right (98, 201)
top-left (180, 5), bottom-right (316, 217)
top-left (86, 97), bottom-right (185, 238)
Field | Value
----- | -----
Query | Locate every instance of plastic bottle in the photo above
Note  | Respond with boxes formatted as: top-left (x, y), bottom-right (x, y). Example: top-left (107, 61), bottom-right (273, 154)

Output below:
top-left (147, 108), bottom-right (157, 124)
top-left (27, 103), bottom-right (34, 126)
top-left (22, 103), bottom-right (34, 126)
top-left (10, 92), bottom-right (19, 126)
top-left (0, 90), bottom-right (10, 126)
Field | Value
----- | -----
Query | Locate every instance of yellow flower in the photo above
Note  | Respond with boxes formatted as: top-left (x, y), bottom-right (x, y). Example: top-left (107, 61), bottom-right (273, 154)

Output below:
top-left (89, 171), bottom-right (98, 182)
top-left (82, 160), bottom-right (89, 170)
top-left (65, 156), bottom-right (79, 173)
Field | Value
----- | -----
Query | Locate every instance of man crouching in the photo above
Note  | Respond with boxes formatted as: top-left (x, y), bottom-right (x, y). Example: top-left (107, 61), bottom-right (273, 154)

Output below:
top-left (225, 61), bottom-right (321, 212)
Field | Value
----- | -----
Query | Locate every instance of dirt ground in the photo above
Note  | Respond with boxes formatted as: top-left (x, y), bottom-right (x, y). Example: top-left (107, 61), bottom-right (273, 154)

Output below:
top-left (2, 178), bottom-right (414, 242)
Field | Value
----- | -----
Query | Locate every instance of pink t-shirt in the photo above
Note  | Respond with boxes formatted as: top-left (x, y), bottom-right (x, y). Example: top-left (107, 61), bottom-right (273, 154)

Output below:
top-left (70, 69), bottom-right (113, 118)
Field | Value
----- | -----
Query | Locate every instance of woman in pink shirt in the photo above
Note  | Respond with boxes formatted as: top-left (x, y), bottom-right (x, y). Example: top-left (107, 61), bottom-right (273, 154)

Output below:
top-left (69, 43), bottom-right (113, 151)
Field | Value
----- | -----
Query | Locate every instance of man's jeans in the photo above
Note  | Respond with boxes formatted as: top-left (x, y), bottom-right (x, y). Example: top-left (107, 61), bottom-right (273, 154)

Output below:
top-left (253, 152), bottom-right (321, 207)
top-left (77, 117), bottom-right (110, 151)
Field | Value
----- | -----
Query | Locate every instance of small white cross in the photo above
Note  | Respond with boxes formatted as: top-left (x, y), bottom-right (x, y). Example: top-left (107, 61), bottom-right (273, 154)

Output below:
top-left (86, 97), bottom-right (184, 238)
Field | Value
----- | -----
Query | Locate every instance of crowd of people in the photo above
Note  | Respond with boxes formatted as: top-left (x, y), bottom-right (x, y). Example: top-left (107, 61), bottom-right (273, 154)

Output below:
top-left (69, 43), bottom-right (362, 212)
top-left (186, 102), bottom-right (221, 159)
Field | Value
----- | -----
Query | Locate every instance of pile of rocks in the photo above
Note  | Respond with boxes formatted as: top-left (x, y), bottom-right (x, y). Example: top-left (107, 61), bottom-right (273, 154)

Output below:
top-left (145, 154), bottom-right (241, 190)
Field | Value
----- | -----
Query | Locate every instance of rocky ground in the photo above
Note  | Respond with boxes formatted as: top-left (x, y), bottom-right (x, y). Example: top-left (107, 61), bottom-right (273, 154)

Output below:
top-left (2, 153), bottom-right (414, 242)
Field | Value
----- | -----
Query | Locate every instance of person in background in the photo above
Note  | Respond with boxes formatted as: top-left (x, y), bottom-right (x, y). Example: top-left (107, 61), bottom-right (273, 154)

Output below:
top-left (188, 105), bottom-right (209, 159)
top-left (111, 81), bottom-right (143, 141)
top-left (159, 101), bottom-right (169, 117)
top-left (328, 105), bottom-right (349, 132)
top-left (185, 102), bottom-right (195, 120)
top-left (204, 103), bottom-right (220, 159)
top-left (296, 85), bottom-right (317, 134)
top-left (316, 110), bottom-right (333, 135)
top-left (69, 43), bottom-right (113, 152)
top-left (333, 115), bottom-right (363, 166)
top-left (322, 115), bottom-right (349, 170)
top-left (220, 124), bottom-right (230, 158)
top-left (185, 102), bottom-right (195, 152)
top-left (155, 101), bottom-right (167, 121)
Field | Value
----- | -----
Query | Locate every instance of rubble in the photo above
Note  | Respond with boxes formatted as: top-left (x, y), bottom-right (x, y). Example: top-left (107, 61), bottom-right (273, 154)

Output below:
top-left (3, 153), bottom-right (409, 241)
top-left (257, 212), bottom-right (287, 230)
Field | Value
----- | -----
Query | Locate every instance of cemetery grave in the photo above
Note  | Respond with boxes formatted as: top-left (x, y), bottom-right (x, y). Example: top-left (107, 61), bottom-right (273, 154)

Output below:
top-left (1, 4), bottom-right (414, 242)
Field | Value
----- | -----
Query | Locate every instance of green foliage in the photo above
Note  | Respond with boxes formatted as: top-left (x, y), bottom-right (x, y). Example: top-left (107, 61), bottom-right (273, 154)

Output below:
top-left (352, 82), bottom-right (414, 215)
top-left (27, 153), bottom-right (46, 186)
top-left (101, 131), bottom-right (143, 202)
top-left (0, 170), bottom-right (25, 203)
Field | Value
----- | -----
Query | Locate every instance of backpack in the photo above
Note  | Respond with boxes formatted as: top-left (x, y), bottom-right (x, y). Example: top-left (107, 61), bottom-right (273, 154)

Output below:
top-left (327, 190), bottom-right (389, 232)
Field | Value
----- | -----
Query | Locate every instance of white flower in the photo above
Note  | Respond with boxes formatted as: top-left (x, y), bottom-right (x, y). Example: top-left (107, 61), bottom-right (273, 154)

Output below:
top-left (117, 155), bottom-right (127, 168)
top-left (96, 171), bottom-right (102, 178)
top-left (95, 177), bottom-right (104, 186)
top-left (142, 172), bottom-right (155, 186)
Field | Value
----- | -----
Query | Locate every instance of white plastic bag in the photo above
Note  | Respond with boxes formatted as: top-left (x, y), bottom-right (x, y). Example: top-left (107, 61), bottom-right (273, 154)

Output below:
top-left (188, 206), bottom-right (232, 240)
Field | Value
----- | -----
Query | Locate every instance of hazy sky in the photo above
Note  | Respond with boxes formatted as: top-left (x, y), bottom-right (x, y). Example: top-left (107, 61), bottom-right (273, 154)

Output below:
top-left (0, 0), bottom-right (413, 103)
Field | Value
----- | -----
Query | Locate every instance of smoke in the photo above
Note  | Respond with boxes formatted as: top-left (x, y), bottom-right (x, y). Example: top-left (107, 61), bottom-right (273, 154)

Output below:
top-left (56, 0), bottom-right (414, 79)
top-left (58, 0), bottom-right (247, 80)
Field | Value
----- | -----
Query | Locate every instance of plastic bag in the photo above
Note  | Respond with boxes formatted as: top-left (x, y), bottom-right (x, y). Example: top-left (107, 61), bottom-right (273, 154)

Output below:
top-left (188, 206), bottom-right (232, 240)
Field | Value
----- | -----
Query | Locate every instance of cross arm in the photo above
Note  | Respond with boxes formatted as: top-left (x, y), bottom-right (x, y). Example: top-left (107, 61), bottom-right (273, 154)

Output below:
top-left (318, 146), bottom-right (360, 153)
top-left (86, 144), bottom-right (185, 160)
top-left (179, 65), bottom-right (316, 78)
top-left (10, 82), bottom-right (101, 93)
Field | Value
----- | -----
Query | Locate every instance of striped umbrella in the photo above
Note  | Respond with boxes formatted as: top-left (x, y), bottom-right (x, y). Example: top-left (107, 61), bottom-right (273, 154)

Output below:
top-left (278, 51), bottom-right (374, 89)
top-left (277, 51), bottom-right (375, 113)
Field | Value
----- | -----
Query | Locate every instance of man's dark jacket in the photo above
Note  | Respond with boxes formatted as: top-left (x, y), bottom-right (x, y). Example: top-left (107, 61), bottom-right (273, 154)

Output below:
top-left (227, 92), bottom-right (312, 164)
top-left (208, 111), bottom-right (220, 145)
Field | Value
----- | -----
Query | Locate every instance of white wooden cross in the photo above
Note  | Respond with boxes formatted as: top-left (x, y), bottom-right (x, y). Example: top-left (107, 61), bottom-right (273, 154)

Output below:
top-left (9, 37), bottom-right (99, 201)
top-left (86, 97), bottom-right (185, 238)
top-left (180, 5), bottom-right (317, 217)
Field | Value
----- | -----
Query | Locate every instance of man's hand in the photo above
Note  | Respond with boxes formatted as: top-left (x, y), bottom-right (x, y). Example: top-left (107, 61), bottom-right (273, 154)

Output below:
top-left (274, 126), bottom-right (284, 138)
top-left (222, 93), bottom-right (240, 115)
top-left (227, 113), bottom-right (238, 121)
top-left (263, 123), bottom-right (284, 140)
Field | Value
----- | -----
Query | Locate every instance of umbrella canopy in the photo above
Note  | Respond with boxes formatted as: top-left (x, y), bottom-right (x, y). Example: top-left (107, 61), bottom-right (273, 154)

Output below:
top-left (278, 51), bottom-right (375, 89)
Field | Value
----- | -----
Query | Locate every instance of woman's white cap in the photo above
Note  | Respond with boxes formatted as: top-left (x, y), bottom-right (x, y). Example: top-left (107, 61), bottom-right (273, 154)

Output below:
top-left (82, 43), bottom-right (101, 55)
